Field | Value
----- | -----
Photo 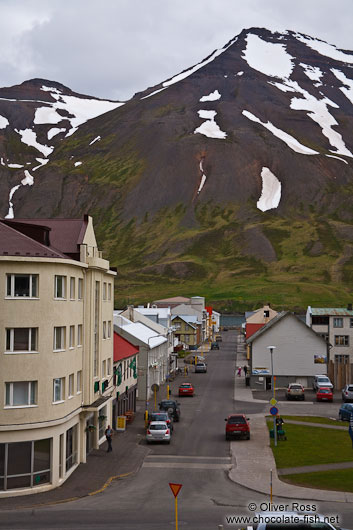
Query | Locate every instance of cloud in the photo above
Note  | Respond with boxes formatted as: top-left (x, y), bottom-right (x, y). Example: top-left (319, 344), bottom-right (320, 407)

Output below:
top-left (0, 0), bottom-right (352, 100)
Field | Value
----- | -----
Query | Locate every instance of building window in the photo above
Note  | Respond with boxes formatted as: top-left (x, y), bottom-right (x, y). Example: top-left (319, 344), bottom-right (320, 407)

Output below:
top-left (350, 318), bottom-right (353, 328)
top-left (54, 276), bottom-right (66, 299)
top-left (77, 324), bottom-right (83, 346)
top-left (335, 354), bottom-right (349, 364)
top-left (77, 371), bottom-right (82, 393)
top-left (0, 439), bottom-right (51, 491)
top-left (103, 282), bottom-right (107, 301)
top-left (69, 326), bottom-right (75, 348)
top-left (53, 378), bottom-right (64, 403)
top-left (5, 381), bottom-right (37, 407)
top-left (78, 278), bottom-right (83, 300)
top-left (174, 322), bottom-right (181, 330)
top-left (102, 360), bottom-right (106, 377)
top-left (68, 374), bottom-right (74, 397)
top-left (103, 321), bottom-right (107, 339)
top-left (6, 328), bottom-right (37, 353)
top-left (333, 317), bottom-right (344, 328)
top-left (70, 277), bottom-right (75, 300)
top-left (107, 359), bottom-right (111, 376)
top-left (108, 283), bottom-right (112, 300)
top-left (53, 327), bottom-right (66, 351)
top-left (6, 274), bottom-right (38, 298)
top-left (107, 321), bottom-right (111, 339)
top-left (335, 335), bottom-right (349, 346)
top-left (66, 426), bottom-right (77, 472)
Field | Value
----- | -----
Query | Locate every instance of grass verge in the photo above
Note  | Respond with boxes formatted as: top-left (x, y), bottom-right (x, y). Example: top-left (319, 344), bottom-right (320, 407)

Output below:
top-left (281, 415), bottom-right (346, 426)
top-left (282, 469), bottom-right (353, 492)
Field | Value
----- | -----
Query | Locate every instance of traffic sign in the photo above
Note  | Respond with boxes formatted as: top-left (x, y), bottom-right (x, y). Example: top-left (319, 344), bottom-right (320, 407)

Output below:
top-left (151, 383), bottom-right (159, 392)
top-left (169, 483), bottom-right (182, 498)
top-left (270, 406), bottom-right (278, 416)
top-left (270, 398), bottom-right (277, 406)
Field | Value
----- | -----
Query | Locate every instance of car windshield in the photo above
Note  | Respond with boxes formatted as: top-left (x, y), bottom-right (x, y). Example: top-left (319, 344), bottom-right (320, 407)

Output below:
top-left (160, 401), bottom-right (175, 408)
top-left (320, 389), bottom-right (331, 393)
top-left (318, 377), bottom-right (329, 382)
top-left (347, 386), bottom-right (353, 391)
top-left (228, 416), bottom-right (246, 424)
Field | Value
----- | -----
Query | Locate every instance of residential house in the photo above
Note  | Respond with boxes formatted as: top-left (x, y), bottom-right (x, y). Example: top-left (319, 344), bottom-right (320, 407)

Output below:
top-left (153, 296), bottom-right (208, 341)
top-left (246, 312), bottom-right (327, 389)
top-left (112, 329), bottom-right (138, 426)
top-left (0, 216), bottom-right (115, 497)
top-left (245, 304), bottom-right (278, 339)
top-left (171, 315), bottom-right (200, 349)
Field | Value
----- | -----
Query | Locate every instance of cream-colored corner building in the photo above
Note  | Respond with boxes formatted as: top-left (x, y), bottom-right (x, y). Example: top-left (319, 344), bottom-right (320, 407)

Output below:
top-left (0, 216), bottom-right (116, 497)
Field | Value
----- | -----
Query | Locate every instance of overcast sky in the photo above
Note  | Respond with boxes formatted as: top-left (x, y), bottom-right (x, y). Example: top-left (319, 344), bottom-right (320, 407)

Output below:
top-left (1, 0), bottom-right (353, 101)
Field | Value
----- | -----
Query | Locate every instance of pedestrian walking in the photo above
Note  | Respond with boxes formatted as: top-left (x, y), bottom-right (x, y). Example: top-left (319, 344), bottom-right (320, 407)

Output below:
top-left (105, 425), bottom-right (113, 452)
top-left (243, 365), bottom-right (248, 376)
top-left (237, 367), bottom-right (241, 377)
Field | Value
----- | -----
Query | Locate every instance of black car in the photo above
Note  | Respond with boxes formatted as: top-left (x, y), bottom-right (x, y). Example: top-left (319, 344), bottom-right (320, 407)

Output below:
top-left (159, 399), bottom-right (181, 422)
top-left (148, 411), bottom-right (174, 431)
top-left (211, 342), bottom-right (219, 350)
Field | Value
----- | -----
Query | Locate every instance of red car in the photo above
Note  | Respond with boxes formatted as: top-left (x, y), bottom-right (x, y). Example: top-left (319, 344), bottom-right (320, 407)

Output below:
top-left (178, 382), bottom-right (194, 397)
top-left (225, 414), bottom-right (250, 440)
top-left (316, 387), bottom-right (333, 402)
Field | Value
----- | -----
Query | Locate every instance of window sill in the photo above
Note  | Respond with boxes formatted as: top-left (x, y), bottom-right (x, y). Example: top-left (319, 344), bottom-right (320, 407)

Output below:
top-left (4, 404), bottom-right (38, 409)
top-left (4, 351), bottom-right (39, 355)
top-left (52, 400), bottom-right (65, 405)
top-left (54, 298), bottom-right (67, 301)
top-left (69, 347), bottom-right (75, 350)
top-left (53, 349), bottom-right (66, 353)
top-left (68, 395), bottom-right (74, 399)
top-left (5, 296), bottom-right (40, 300)
top-left (77, 344), bottom-right (82, 348)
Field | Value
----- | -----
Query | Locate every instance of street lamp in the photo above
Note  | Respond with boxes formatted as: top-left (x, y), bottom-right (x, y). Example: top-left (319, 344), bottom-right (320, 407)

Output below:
top-left (267, 346), bottom-right (277, 447)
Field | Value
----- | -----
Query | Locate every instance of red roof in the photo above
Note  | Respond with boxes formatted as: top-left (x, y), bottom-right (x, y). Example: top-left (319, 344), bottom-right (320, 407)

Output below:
top-left (114, 331), bottom-right (139, 362)
top-left (0, 222), bottom-right (68, 258)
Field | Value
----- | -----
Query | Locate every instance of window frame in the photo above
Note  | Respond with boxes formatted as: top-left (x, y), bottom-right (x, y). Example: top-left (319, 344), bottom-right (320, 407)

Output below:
top-left (53, 378), bottom-right (64, 403)
top-left (77, 324), bottom-right (83, 347)
top-left (68, 374), bottom-right (74, 398)
top-left (334, 335), bottom-right (349, 346)
top-left (69, 277), bottom-right (75, 300)
top-left (53, 327), bottom-right (66, 352)
top-left (6, 274), bottom-right (39, 298)
top-left (69, 325), bottom-right (75, 349)
top-left (54, 275), bottom-right (66, 300)
top-left (77, 371), bottom-right (82, 394)
top-left (333, 317), bottom-right (344, 328)
top-left (5, 381), bottom-right (37, 408)
top-left (103, 321), bottom-right (107, 340)
top-left (78, 278), bottom-right (83, 300)
top-left (5, 328), bottom-right (38, 354)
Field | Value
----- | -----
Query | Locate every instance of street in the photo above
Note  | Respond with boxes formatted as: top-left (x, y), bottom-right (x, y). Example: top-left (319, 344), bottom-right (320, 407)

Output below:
top-left (1, 330), bottom-right (353, 529)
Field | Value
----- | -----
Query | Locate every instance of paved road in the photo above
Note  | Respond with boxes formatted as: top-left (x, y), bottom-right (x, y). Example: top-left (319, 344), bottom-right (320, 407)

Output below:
top-left (1, 330), bottom-right (353, 529)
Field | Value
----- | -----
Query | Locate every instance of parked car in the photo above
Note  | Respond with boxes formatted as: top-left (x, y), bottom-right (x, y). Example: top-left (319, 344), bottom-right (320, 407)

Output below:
top-left (146, 421), bottom-right (171, 444)
top-left (286, 383), bottom-right (305, 401)
top-left (195, 362), bottom-right (207, 373)
top-left (339, 402), bottom-right (353, 420)
top-left (211, 342), bottom-right (219, 350)
top-left (159, 399), bottom-right (181, 422)
top-left (215, 335), bottom-right (222, 342)
top-left (342, 384), bottom-right (353, 402)
top-left (225, 414), bottom-right (250, 440)
top-left (313, 374), bottom-right (333, 391)
top-left (255, 512), bottom-right (345, 529)
top-left (185, 355), bottom-right (205, 365)
top-left (223, 327), bottom-right (229, 331)
top-left (316, 387), bottom-right (333, 402)
top-left (148, 411), bottom-right (174, 431)
top-left (178, 382), bottom-right (194, 397)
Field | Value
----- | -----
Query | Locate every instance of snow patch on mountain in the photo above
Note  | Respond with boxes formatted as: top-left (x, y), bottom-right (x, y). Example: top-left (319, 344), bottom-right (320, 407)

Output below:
top-left (257, 167), bottom-right (281, 212)
top-left (242, 34), bottom-right (294, 79)
top-left (32, 158), bottom-right (49, 171)
top-left (200, 90), bottom-right (221, 102)
top-left (331, 69), bottom-right (353, 105)
top-left (0, 115), bottom-right (9, 129)
top-left (21, 170), bottom-right (34, 186)
top-left (300, 63), bottom-right (323, 83)
top-left (296, 35), bottom-right (353, 64)
top-left (194, 110), bottom-right (227, 139)
top-left (141, 87), bottom-right (168, 99)
top-left (8, 163), bottom-right (24, 168)
top-left (163, 36), bottom-right (238, 88)
top-left (48, 127), bottom-right (66, 140)
top-left (242, 110), bottom-right (319, 155)
top-left (89, 136), bottom-right (101, 145)
top-left (326, 154), bottom-right (348, 164)
top-left (74, 161), bottom-right (82, 167)
top-left (15, 128), bottom-right (54, 157)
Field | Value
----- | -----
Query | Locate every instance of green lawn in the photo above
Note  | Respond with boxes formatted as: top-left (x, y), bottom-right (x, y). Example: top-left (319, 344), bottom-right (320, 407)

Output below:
top-left (282, 469), bottom-right (353, 492)
top-left (267, 421), bottom-right (353, 468)
top-left (281, 415), bottom-right (346, 426)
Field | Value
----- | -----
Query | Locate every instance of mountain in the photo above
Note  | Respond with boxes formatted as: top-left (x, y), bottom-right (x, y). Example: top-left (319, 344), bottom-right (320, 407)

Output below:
top-left (2, 28), bottom-right (353, 311)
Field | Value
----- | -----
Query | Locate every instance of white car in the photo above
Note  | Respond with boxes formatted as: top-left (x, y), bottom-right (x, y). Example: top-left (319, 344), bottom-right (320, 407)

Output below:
top-left (255, 511), bottom-right (345, 529)
top-left (313, 374), bottom-right (333, 391)
top-left (146, 421), bottom-right (171, 444)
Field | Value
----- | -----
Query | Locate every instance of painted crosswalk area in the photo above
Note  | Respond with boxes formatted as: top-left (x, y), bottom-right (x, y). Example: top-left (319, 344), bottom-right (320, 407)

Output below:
top-left (142, 455), bottom-right (232, 470)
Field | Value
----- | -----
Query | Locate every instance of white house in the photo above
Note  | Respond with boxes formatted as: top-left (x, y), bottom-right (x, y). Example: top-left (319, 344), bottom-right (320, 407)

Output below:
top-left (247, 312), bottom-right (328, 389)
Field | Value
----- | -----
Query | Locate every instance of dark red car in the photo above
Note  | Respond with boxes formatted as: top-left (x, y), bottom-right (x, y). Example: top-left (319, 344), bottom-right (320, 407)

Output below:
top-left (178, 382), bottom-right (194, 397)
top-left (316, 387), bottom-right (333, 402)
top-left (225, 414), bottom-right (250, 440)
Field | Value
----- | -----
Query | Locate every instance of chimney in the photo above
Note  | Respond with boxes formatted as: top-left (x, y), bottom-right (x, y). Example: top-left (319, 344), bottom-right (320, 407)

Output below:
top-left (348, 303), bottom-right (353, 311)
top-left (127, 304), bottom-right (134, 321)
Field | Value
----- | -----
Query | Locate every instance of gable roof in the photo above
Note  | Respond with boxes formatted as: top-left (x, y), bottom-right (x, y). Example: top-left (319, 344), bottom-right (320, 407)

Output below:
top-left (172, 315), bottom-right (197, 328)
top-left (246, 311), bottom-right (327, 345)
top-left (0, 221), bottom-right (68, 258)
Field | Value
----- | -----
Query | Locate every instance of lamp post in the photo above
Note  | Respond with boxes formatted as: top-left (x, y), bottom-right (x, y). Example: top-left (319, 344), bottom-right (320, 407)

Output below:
top-left (267, 346), bottom-right (277, 447)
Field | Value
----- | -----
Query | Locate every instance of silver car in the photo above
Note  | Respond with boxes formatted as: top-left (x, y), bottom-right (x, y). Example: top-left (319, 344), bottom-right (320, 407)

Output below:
top-left (195, 362), bottom-right (207, 373)
top-left (342, 384), bottom-right (353, 402)
top-left (313, 374), bottom-right (333, 391)
top-left (146, 421), bottom-right (171, 444)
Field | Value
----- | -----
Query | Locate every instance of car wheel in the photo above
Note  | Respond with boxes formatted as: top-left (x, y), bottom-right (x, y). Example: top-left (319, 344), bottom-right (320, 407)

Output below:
top-left (246, 434), bottom-right (250, 440)
top-left (339, 413), bottom-right (343, 420)
top-left (225, 434), bottom-right (230, 441)
top-left (302, 396), bottom-right (305, 401)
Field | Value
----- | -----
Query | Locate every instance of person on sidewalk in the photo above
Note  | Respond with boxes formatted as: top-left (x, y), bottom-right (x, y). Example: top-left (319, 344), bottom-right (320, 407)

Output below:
top-left (243, 365), bottom-right (248, 376)
top-left (237, 367), bottom-right (241, 377)
top-left (105, 425), bottom-right (113, 452)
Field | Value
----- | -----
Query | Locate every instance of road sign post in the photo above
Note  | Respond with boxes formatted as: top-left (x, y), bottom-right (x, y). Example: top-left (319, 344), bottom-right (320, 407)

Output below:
top-left (169, 483), bottom-right (182, 530)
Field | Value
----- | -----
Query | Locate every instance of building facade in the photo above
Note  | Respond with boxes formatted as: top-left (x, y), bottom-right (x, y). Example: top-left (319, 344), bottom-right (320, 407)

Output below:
top-left (0, 216), bottom-right (115, 497)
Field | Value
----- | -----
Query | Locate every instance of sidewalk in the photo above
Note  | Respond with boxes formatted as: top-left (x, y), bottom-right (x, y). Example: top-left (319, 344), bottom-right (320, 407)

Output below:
top-left (229, 373), bottom-right (353, 502)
